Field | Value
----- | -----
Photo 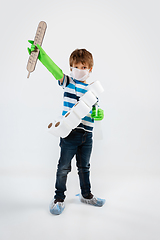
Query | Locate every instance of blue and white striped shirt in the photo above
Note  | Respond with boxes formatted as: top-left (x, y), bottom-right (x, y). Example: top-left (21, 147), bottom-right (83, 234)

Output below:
top-left (58, 74), bottom-right (96, 132)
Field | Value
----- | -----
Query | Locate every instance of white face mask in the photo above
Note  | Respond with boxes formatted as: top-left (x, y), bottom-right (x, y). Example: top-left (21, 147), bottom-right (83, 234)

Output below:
top-left (70, 67), bottom-right (90, 81)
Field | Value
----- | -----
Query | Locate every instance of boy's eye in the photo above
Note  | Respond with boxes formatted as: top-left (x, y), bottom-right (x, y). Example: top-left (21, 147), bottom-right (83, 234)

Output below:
top-left (74, 66), bottom-right (87, 69)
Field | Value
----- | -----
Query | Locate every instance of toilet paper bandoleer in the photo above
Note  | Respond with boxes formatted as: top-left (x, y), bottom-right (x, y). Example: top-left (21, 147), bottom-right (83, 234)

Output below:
top-left (27, 42), bottom-right (106, 212)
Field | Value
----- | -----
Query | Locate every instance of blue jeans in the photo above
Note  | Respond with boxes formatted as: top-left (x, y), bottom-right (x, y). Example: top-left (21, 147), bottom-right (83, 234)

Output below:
top-left (54, 128), bottom-right (93, 200)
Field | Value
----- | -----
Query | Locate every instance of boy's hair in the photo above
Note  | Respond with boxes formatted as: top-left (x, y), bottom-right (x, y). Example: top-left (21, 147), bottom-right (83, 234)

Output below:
top-left (69, 49), bottom-right (94, 69)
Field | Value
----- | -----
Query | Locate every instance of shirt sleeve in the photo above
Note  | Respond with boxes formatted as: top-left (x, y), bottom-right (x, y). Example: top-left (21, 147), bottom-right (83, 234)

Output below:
top-left (58, 74), bottom-right (70, 89)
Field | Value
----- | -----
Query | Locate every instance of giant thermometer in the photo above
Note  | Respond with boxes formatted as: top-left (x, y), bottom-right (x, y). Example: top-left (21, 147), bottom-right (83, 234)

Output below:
top-left (26, 21), bottom-right (47, 78)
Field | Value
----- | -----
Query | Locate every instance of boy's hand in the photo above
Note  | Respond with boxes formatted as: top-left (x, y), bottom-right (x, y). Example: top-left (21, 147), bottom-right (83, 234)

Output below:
top-left (91, 106), bottom-right (104, 121)
top-left (27, 40), bottom-right (35, 53)
top-left (27, 40), bottom-right (41, 59)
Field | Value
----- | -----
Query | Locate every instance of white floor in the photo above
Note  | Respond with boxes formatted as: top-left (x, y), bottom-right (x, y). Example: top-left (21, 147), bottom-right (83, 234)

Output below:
top-left (0, 168), bottom-right (160, 240)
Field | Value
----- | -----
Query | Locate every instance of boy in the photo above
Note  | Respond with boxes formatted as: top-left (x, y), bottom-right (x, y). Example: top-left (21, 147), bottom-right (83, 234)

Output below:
top-left (28, 42), bottom-right (105, 215)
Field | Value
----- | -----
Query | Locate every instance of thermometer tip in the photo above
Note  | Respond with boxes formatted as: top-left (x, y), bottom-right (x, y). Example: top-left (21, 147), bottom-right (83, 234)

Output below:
top-left (27, 72), bottom-right (30, 78)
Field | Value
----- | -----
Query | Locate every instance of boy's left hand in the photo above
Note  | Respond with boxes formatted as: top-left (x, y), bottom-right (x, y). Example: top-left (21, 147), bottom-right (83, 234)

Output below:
top-left (91, 107), bottom-right (104, 121)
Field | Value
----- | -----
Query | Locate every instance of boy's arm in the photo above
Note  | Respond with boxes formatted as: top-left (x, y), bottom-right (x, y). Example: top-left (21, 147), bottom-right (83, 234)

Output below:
top-left (58, 75), bottom-right (64, 84)
top-left (27, 40), bottom-right (64, 83)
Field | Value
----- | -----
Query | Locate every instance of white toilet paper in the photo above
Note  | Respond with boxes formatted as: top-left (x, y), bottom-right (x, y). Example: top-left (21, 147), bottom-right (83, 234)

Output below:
top-left (64, 110), bottom-right (81, 129)
top-left (48, 80), bottom-right (104, 138)
top-left (88, 81), bottom-right (104, 97)
top-left (48, 119), bottom-right (72, 138)
top-left (80, 90), bottom-right (97, 108)
top-left (72, 100), bottom-right (91, 118)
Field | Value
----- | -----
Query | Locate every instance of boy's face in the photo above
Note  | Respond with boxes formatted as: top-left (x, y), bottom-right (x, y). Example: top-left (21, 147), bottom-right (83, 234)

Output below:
top-left (71, 62), bottom-right (92, 83)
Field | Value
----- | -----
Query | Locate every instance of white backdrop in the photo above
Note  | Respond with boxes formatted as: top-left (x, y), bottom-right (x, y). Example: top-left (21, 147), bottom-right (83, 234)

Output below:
top-left (0, 0), bottom-right (160, 239)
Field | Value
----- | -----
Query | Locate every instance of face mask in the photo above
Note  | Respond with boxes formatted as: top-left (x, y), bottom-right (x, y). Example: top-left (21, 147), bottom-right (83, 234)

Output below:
top-left (70, 67), bottom-right (90, 81)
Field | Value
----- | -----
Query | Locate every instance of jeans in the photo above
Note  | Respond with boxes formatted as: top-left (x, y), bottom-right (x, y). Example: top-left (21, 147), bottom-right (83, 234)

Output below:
top-left (54, 128), bottom-right (93, 200)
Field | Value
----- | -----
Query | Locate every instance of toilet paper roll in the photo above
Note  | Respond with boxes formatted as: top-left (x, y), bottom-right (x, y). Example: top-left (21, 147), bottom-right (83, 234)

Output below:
top-left (88, 81), bottom-right (104, 97)
top-left (80, 90), bottom-right (97, 108)
top-left (48, 119), bottom-right (72, 138)
top-left (64, 110), bottom-right (81, 129)
top-left (72, 100), bottom-right (90, 118)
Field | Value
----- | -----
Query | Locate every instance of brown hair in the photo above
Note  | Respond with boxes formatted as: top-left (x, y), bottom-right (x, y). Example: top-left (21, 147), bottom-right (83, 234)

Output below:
top-left (69, 49), bottom-right (94, 69)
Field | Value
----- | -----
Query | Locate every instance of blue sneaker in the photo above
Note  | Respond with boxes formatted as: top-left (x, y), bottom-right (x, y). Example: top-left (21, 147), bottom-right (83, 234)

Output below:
top-left (76, 193), bottom-right (105, 207)
top-left (49, 199), bottom-right (65, 215)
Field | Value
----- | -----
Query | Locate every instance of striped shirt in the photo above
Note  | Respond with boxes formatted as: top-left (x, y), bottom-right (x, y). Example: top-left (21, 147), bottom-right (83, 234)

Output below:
top-left (58, 74), bottom-right (96, 132)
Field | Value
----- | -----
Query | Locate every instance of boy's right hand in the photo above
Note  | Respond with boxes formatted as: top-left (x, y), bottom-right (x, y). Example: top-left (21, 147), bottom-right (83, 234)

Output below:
top-left (27, 40), bottom-right (41, 59)
top-left (27, 40), bottom-right (35, 54)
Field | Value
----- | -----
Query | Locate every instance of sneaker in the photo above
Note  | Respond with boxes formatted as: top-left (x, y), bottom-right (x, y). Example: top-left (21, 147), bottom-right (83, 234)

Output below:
top-left (76, 193), bottom-right (105, 207)
top-left (49, 199), bottom-right (65, 215)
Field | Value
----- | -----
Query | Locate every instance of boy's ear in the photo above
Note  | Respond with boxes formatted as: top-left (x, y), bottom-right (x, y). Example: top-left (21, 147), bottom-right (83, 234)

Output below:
top-left (89, 67), bottom-right (93, 73)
